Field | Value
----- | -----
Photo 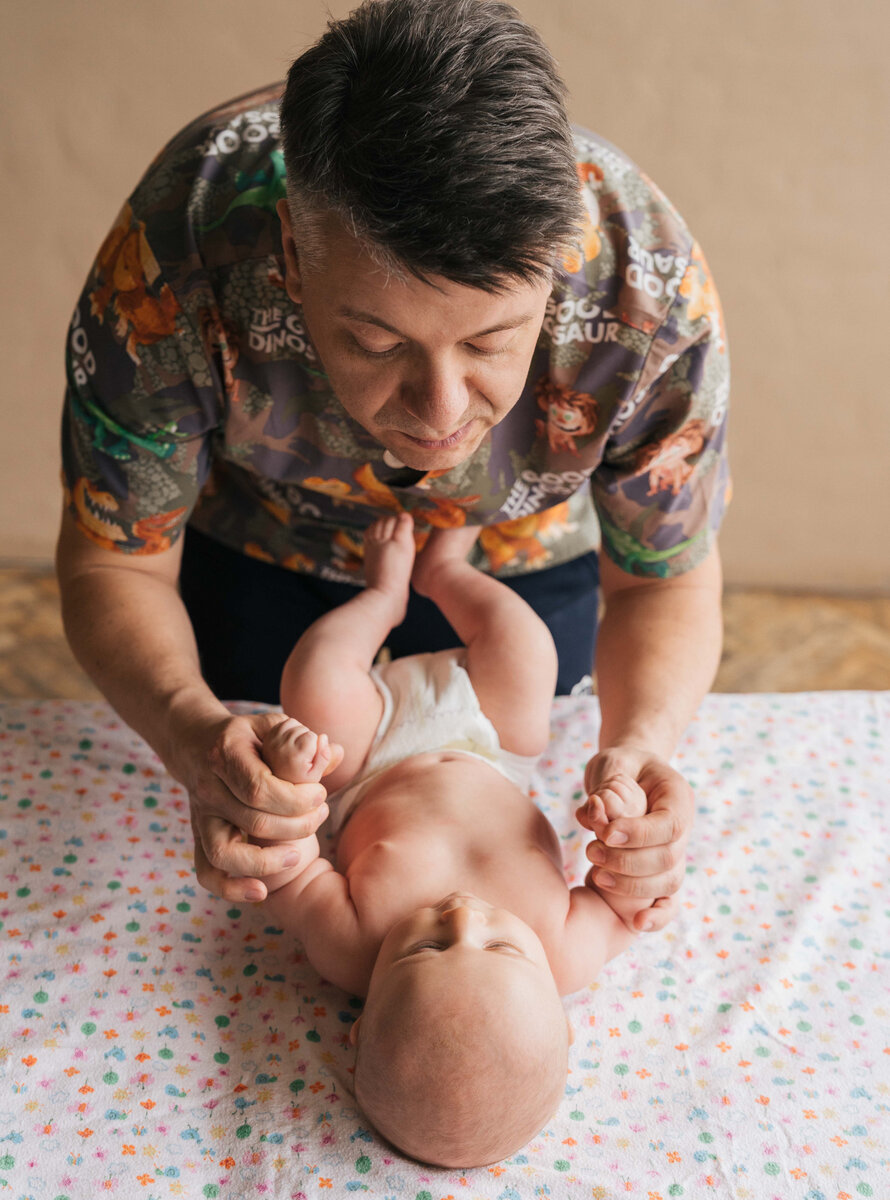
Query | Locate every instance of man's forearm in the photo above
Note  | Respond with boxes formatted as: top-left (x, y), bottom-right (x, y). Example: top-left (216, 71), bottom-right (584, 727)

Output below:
top-left (595, 549), bottom-right (723, 758)
top-left (57, 533), bottom-right (226, 776)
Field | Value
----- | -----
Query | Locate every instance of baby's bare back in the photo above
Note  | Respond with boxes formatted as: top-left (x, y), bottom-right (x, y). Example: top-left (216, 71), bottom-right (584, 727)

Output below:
top-left (333, 751), bottom-right (571, 943)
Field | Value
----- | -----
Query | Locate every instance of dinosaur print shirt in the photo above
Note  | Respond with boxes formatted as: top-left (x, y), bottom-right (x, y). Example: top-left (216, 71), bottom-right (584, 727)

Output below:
top-left (61, 84), bottom-right (730, 582)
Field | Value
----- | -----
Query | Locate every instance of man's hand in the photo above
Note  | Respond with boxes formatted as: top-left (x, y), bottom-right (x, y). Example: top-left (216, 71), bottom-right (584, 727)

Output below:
top-left (171, 710), bottom-right (331, 903)
top-left (575, 744), bottom-right (692, 932)
top-left (55, 511), bottom-right (333, 906)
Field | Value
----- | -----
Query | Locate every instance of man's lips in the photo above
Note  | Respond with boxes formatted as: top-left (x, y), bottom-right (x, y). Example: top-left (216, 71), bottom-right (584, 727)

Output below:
top-left (396, 420), bottom-right (475, 450)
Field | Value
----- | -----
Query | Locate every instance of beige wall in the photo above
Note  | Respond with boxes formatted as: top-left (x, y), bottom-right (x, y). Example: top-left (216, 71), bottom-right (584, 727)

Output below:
top-left (3, 0), bottom-right (888, 589)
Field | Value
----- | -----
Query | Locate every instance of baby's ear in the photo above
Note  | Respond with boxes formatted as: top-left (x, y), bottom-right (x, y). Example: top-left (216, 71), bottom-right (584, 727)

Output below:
top-left (565, 1015), bottom-right (574, 1046)
top-left (348, 1015), bottom-right (363, 1047)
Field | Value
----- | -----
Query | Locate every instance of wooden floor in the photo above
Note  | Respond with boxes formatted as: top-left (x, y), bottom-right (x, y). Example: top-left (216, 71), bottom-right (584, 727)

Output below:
top-left (0, 565), bottom-right (888, 700)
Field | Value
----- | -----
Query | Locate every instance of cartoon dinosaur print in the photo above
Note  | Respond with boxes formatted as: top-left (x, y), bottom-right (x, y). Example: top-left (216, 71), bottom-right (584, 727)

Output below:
top-left (68, 478), bottom-right (185, 554)
top-left (197, 150), bottom-right (287, 233)
top-left (479, 504), bottom-right (570, 572)
top-left (535, 379), bottom-right (599, 455)
top-left (634, 421), bottom-right (708, 496)
top-left (68, 479), bottom-right (127, 549)
top-left (89, 204), bottom-right (180, 365)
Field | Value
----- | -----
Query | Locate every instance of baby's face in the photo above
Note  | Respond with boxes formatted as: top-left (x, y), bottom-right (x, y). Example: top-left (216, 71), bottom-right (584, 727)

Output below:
top-left (352, 894), bottom-right (570, 1165)
top-left (360, 893), bottom-right (561, 1029)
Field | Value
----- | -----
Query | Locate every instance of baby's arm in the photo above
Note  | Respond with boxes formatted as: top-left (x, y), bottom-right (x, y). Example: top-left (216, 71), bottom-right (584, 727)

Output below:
top-left (550, 885), bottom-right (636, 995)
top-left (261, 859), bottom-right (376, 995)
top-left (248, 719), bottom-right (374, 992)
top-left (576, 774), bottom-right (656, 932)
top-left (243, 718), bottom-right (342, 897)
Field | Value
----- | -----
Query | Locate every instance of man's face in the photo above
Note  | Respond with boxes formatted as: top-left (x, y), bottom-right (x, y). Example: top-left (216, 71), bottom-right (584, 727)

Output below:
top-left (278, 201), bottom-right (552, 472)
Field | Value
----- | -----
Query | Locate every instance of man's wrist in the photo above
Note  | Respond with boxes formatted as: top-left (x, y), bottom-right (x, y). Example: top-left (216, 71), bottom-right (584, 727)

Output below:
top-left (159, 685), bottom-right (231, 779)
top-left (597, 726), bottom-right (677, 763)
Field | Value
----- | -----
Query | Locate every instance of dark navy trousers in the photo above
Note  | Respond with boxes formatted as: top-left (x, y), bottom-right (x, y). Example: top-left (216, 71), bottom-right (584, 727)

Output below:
top-left (179, 526), bottom-right (599, 704)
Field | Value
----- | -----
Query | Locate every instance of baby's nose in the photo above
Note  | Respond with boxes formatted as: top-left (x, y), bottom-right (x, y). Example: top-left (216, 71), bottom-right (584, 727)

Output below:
top-left (440, 903), bottom-right (484, 931)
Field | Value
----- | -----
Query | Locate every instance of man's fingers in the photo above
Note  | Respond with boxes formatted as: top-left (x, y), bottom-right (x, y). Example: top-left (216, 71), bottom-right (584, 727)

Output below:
top-left (586, 838), bottom-right (682, 877)
top-left (634, 895), bottom-right (677, 933)
top-left (193, 808), bottom-right (329, 894)
top-left (206, 716), bottom-right (327, 817)
top-left (589, 861), bottom-right (686, 900)
top-left (192, 824), bottom-right (269, 903)
top-left (598, 804), bottom-right (686, 850)
top-left (195, 771), bottom-right (328, 841)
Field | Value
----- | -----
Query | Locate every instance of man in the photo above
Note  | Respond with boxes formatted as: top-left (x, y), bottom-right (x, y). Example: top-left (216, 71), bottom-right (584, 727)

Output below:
top-left (56, 0), bottom-right (728, 921)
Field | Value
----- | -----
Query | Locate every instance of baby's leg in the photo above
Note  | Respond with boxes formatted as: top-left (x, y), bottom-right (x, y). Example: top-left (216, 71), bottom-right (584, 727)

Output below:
top-left (279, 513), bottom-right (416, 789)
top-left (411, 525), bottom-right (557, 755)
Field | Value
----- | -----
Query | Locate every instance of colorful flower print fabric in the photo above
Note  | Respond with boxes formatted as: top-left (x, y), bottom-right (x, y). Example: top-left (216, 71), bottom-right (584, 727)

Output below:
top-left (1, 690), bottom-right (887, 1197)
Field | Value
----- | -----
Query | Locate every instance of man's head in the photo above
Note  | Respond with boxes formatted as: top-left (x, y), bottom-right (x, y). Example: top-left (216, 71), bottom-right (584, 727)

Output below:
top-left (351, 893), bottom-right (571, 1167)
top-left (277, 0), bottom-right (582, 471)
top-left (280, 0), bottom-right (582, 289)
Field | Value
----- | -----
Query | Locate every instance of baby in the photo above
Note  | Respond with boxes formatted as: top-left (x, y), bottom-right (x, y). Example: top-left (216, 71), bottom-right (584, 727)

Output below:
top-left (252, 513), bottom-right (654, 1167)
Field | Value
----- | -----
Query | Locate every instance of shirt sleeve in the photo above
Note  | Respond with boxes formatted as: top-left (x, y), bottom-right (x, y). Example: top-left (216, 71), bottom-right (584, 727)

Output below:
top-left (61, 201), bottom-right (222, 554)
top-left (590, 240), bottom-right (731, 578)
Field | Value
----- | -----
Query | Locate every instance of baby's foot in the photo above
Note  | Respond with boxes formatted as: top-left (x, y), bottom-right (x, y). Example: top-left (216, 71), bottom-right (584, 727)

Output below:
top-left (262, 717), bottom-right (342, 785)
top-left (363, 513), bottom-right (416, 622)
top-left (411, 522), bottom-right (480, 599)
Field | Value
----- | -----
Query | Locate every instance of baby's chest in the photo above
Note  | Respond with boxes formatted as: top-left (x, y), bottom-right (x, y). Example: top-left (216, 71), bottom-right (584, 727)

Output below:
top-left (345, 833), bottom-right (569, 932)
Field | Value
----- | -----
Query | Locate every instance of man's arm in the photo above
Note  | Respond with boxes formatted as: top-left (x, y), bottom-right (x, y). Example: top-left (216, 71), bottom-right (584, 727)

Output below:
top-left (56, 509), bottom-right (329, 900)
top-left (578, 546), bottom-right (723, 929)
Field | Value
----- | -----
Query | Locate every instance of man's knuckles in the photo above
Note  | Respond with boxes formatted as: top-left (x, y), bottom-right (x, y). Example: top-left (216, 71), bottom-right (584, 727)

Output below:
top-left (601, 863), bottom-right (685, 899)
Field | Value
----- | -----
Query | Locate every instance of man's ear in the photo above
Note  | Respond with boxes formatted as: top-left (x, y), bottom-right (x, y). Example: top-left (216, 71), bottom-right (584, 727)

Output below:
top-left (348, 1015), bottom-right (362, 1047)
top-left (276, 198), bottom-right (303, 305)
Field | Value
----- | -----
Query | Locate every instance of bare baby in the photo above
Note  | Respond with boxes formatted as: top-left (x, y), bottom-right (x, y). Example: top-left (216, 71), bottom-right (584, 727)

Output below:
top-left (251, 514), bottom-right (659, 1167)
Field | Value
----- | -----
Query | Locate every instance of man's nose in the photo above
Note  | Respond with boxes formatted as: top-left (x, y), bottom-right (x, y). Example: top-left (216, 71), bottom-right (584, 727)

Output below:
top-left (403, 360), bottom-right (470, 435)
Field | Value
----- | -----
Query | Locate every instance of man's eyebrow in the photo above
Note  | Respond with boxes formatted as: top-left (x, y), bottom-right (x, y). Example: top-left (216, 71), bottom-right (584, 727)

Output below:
top-left (337, 306), bottom-right (537, 339)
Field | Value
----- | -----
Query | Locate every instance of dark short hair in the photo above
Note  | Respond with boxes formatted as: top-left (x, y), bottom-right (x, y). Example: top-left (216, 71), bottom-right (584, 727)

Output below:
top-left (280, 0), bottom-right (582, 290)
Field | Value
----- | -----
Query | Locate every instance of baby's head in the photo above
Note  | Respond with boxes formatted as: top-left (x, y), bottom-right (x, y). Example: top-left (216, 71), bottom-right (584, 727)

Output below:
top-left (351, 893), bottom-right (570, 1167)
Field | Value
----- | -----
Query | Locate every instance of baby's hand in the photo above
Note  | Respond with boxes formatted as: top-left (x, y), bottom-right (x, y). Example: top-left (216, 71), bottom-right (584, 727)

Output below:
top-left (576, 773), bottom-right (647, 833)
top-left (262, 717), bottom-right (343, 785)
top-left (236, 719), bottom-right (344, 901)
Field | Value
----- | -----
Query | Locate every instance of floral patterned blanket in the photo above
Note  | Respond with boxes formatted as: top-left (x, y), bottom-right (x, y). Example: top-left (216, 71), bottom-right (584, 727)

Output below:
top-left (1, 693), bottom-right (887, 1199)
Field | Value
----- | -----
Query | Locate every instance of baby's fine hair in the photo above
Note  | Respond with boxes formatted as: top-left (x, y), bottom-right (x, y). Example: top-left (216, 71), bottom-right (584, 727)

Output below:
top-left (353, 981), bottom-right (569, 1166)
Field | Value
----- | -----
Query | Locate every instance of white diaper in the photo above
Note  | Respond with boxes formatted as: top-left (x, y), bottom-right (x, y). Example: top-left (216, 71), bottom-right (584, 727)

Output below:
top-left (327, 648), bottom-right (539, 833)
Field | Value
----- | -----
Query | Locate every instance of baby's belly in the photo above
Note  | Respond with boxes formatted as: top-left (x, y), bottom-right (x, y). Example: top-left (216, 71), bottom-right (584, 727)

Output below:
top-left (337, 751), bottom-right (550, 858)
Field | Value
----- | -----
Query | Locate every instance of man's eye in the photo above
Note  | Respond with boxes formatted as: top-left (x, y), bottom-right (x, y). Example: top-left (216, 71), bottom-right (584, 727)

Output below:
top-left (467, 342), bottom-right (509, 357)
top-left (352, 337), bottom-right (402, 359)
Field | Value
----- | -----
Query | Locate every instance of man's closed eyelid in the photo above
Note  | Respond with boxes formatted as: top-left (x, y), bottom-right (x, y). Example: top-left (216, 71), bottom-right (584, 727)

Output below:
top-left (467, 339), bottom-right (512, 357)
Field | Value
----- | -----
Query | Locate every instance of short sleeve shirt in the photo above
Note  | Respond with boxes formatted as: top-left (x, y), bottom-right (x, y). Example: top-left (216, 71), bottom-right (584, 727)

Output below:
top-left (62, 84), bottom-right (730, 582)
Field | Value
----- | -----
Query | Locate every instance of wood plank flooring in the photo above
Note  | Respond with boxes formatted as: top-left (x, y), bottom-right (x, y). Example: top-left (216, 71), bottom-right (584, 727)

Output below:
top-left (0, 566), bottom-right (888, 701)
